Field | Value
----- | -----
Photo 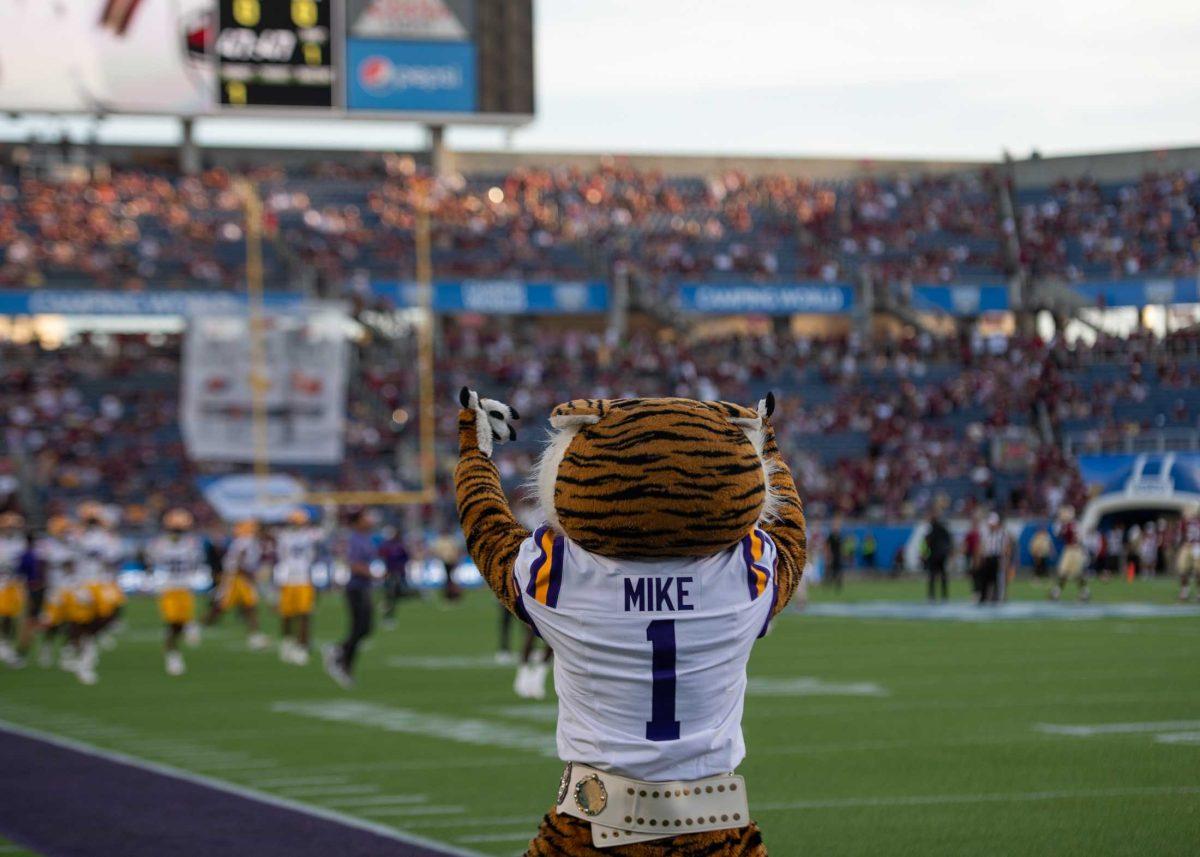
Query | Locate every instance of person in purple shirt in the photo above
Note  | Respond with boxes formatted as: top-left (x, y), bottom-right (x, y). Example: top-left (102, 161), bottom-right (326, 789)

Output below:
top-left (378, 527), bottom-right (411, 628)
top-left (323, 509), bottom-right (377, 688)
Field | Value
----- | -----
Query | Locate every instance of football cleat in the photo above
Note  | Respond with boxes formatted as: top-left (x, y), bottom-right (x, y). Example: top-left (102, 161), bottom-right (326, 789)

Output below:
top-left (321, 644), bottom-right (354, 689)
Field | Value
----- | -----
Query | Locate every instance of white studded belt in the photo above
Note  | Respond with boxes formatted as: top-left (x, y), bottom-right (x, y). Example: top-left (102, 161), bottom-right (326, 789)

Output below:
top-left (555, 762), bottom-right (750, 848)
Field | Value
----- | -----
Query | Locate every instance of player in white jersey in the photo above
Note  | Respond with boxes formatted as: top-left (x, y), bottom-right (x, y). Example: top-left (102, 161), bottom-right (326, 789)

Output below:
top-left (30, 516), bottom-right (98, 683)
top-left (146, 509), bottom-right (207, 676)
top-left (0, 512), bottom-right (29, 666)
top-left (273, 509), bottom-right (329, 665)
top-left (205, 519), bottom-right (269, 650)
top-left (75, 502), bottom-right (126, 649)
top-left (1177, 505), bottom-right (1200, 602)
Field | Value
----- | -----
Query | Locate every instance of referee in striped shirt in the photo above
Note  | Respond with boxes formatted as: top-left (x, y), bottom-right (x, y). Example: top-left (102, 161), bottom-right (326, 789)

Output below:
top-left (976, 512), bottom-right (1010, 604)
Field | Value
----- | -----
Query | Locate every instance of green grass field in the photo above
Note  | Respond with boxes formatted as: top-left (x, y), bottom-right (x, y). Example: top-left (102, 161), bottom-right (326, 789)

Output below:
top-left (3, 576), bottom-right (1199, 856)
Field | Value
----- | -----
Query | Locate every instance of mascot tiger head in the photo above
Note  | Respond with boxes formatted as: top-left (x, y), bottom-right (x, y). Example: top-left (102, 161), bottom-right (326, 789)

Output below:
top-left (529, 395), bottom-right (779, 560)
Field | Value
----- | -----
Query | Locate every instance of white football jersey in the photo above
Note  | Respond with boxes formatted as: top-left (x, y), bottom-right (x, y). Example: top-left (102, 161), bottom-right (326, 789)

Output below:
top-left (75, 528), bottom-right (122, 582)
top-left (36, 537), bottom-right (77, 594)
top-left (223, 536), bottom-right (263, 575)
top-left (147, 534), bottom-right (205, 590)
top-left (274, 527), bottom-right (323, 586)
top-left (0, 533), bottom-right (26, 580)
top-left (514, 526), bottom-right (777, 782)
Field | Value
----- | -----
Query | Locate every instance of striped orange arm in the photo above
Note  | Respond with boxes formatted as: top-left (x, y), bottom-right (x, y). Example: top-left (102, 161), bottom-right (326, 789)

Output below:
top-left (455, 408), bottom-right (530, 613)
top-left (760, 423), bottom-right (807, 616)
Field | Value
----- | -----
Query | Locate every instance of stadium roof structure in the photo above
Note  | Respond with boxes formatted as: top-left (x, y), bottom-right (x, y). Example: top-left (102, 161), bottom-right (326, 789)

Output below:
top-left (1080, 453), bottom-right (1200, 532)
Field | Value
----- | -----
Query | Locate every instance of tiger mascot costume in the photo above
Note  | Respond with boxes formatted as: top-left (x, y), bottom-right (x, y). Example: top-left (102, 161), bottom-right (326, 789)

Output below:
top-left (456, 389), bottom-right (806, 856)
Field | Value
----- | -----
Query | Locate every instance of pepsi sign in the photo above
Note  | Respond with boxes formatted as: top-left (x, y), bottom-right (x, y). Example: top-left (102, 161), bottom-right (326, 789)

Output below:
top-left (347, 39), bottom-right (476, 112)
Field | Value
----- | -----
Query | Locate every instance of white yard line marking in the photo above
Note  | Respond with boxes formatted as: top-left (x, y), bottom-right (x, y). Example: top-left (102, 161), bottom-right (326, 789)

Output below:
top-left (754, 785), bottom-right (1200, 811)
top-left (488, 705), bottom-right (558, 723)
top-left (751, 690), bottom-right (1200, 718)
top-left (765, 733), bottom-right (1061, 755)
top-left (404, 816), bottom-right (540, 830)
top-left (363, 806), bottom-right (466, 818)
top-left (272, 701), bottom-right (556, 756)
top-left (277, 784), bottom-right (379, 798)
top-left (747, 677), bottom-right (888, 697)
top-left (803, 601), bottom-right (1200, 622)
top-left (1035, 720), bottom-right (1200, 737)
top-left (456, 832), bottom-right (536, 844)
top-left (194, 760), bottom-right (281, 772)
top-left (387, 655), bottom-right (511, 670)
top-left (313, 757), bottom-right (535, 773)
top-left (249, 775), bottom-right (350, 788)
top-left (0, 718), bottom-right (487, 857)
top-left (323, 795), bottom-right (429, 808)
top-left (1154, 732), bottom-right (1200, 745)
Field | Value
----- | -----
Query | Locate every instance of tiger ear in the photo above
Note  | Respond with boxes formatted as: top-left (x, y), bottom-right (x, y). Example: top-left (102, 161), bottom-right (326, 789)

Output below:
top-left (549, 399), bottom-right (605, 430)
top-left (728, 392), bottom-right (775, 431)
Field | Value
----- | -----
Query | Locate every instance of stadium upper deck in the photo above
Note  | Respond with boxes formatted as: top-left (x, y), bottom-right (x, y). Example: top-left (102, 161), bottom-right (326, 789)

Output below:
top-left (0, 151), bottom-right (1196, 293)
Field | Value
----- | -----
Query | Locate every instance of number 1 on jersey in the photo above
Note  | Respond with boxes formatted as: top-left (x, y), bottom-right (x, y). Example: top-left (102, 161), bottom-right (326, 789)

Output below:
top-left (645, 619), bottom-right (681, 741)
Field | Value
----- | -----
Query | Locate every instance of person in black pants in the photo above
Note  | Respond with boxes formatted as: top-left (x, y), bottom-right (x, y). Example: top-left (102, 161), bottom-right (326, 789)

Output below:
top-left (924, 513), bottom-right (952, 602)
top-left (976, 512), bottom-right (1009, 605)
top-left (826, 519), bottom-right (845, 592)
top-left (378, 527), bottom-right (411, 628)
top-left (323, 510), bottom-right (377, 688)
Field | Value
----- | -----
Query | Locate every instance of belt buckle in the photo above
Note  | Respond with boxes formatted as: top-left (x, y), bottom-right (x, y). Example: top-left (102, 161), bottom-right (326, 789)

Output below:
top-left (574, 773), bottom-right (609, 816)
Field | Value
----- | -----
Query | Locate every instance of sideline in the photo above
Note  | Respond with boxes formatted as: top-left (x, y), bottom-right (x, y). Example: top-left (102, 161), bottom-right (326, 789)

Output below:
top-left (0, 718), bottom-right (485, 857)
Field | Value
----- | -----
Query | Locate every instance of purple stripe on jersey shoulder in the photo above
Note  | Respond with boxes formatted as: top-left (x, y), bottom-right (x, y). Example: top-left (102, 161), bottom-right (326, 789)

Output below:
top-left (742, 531), bottom-right (772, 601)
top-left (544, 535), bottom-right (565, 608)
top-left (526, 525), bottom-right (549, 597)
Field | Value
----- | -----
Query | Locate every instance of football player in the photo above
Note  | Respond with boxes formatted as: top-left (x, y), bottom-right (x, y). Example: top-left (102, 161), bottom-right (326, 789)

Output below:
top-left (1050, 505), bottom-right (1090, 602)
top-left (0, 512), bottom-right (29, 666)
top-left (273, 508), bottom-right (328, 665)
top-left (33, 515), bottom-right (98, 684)
top-left (204, 519), bottom-right (269, 650)
top-left (1178, 505), bottom-right (1200, 602)
top-left (75, 502), bottom-right (126, 650)
top-left (147, 508), bottom-right (206, 676)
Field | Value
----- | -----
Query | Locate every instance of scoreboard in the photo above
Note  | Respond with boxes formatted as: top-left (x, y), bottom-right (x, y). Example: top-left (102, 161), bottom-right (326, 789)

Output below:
top-left (216, 0), bottom-right (335, 108)
top-left (0, 0), bottom-right (534, 124)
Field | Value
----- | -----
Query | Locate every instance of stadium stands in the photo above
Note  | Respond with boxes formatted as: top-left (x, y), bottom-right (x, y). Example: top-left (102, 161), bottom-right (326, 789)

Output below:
top-left (4, 328), bottom-right (1197, 528)
top-left (3, 157), bottom-right (1194, 292)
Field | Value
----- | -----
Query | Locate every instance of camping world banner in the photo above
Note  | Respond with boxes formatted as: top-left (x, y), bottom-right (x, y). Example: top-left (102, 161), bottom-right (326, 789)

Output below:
top-left (181, 308), bottom-right (348, 465)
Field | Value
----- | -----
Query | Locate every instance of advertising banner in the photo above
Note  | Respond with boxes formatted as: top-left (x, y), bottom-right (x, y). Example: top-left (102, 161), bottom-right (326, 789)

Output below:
top-left (0, 290), bottom-right (304, 317)
top-left (1071, 277), bottom-right (1200, 308)
top-left (0, 0), bottom-right (214, 114)
top-left (677, 283), bottom-right (855, 315)
top-left (371, 280), bottom-right (609, 313)
top-left (910, 284), bottom-right (1009, 315)
top-left (181, 309), bottom-right (348, 465)
top-left (347, 38), bottom-right (476, 112)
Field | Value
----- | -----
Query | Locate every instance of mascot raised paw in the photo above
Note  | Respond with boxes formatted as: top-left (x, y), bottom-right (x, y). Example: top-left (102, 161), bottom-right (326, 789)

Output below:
top-left (455, 391), bottom-right (807, 856)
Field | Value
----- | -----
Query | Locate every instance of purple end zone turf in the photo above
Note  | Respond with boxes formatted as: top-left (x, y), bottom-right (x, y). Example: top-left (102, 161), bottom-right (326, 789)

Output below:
top-left (0, 727), bottom-right (466, 857)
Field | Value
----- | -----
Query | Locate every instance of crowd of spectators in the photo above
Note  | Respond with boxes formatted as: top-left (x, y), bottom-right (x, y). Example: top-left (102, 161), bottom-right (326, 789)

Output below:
top-left (1017, 170), bottom-right (1200, 282)
top-left (5, 156), bottom-right (1198, 295)
top-left (4, 325), bottom-right (1197, 529)
top-left (0, 156), bottom-right (1028, 292)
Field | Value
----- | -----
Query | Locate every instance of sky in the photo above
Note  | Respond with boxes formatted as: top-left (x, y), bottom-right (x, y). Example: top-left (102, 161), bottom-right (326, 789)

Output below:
top-left (3, 0), bottom-right (1199, 160)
